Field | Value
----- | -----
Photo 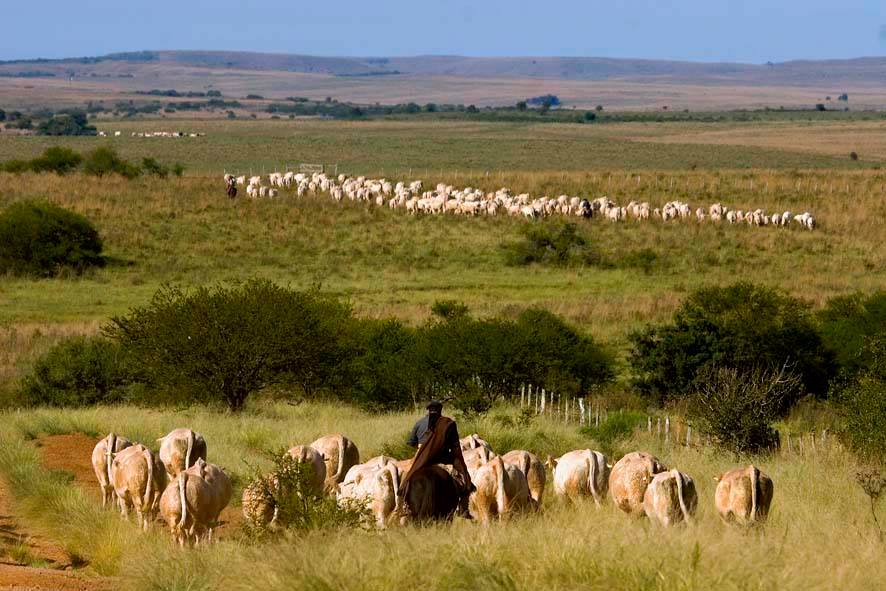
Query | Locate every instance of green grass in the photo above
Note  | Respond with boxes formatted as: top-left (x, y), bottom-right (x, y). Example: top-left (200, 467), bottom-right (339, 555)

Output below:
top-left (0, 119), bottom-right (874, 175)
top-left (0, 402), bottom-right (882, 591)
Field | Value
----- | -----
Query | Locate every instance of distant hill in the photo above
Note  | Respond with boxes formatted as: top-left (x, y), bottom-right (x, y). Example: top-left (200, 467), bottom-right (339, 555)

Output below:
top-left (3, 50), bottom-right (886, 86)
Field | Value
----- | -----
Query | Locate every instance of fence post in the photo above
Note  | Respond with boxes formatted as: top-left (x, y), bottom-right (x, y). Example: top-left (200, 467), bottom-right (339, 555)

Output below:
top-left (579, 399), bottom-right (585, 426)
top-left (665, 417), bottom-right (670, 445)
top-left (540, 389), bottom-right (546, 414)
top-left (520, 384), bottom-right (525, 408)
top-left (647, 416), bottom-right (652, 433)
top-left (656, 417), bottom-right (661, 437)
top-left (685, 423), bottom-right (692, 447)
top-left (810, 431), bottom-right (817, 454)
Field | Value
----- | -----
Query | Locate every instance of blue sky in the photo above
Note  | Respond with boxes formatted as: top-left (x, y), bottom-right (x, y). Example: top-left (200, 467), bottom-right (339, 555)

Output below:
top-left (2, 0), bottom-right (884, 63)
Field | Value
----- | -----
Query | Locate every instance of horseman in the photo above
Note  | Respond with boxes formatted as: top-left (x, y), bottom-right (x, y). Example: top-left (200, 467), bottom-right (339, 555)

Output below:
top-left (400, 400), bottom-right (474, 518)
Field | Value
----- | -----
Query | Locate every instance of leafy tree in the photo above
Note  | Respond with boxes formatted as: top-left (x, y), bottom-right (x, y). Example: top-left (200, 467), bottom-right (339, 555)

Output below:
top-left (466, 105), bottom-right (479, 113)
top-left (516, 101), bottom-right (528, 112)
top-left (503, 222), bottom-right (601, 267)
top-left (36, 111), bottom-right (96, 136)
top-left (818, 291), bottom-right (886, 383)
top-left (584, 111), bottom-right (597, 122)
top-left (424, 103), bottom-right (438, 113)
top-left (29, 147), bottom-right (82, 174)
top-left (839, 334), bottom-right (886, 459)
top-left (629, 283), bottom-right (837, 406)
top-left (106, 280), bottom-right (351, 411)
top-left (0, 109), bottom-right (5, 122)
top-left (0, 200), bottom-right (104, 277)
top-left (344, 319), bottom-right (420, 411)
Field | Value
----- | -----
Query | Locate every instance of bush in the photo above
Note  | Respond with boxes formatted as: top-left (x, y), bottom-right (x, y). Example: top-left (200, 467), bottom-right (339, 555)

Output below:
top-left (629, 283), bottom-right (836, 406)
top-left (83, 147), bottom-right (140, 179)
top-left (22, 337), bottom-right (140, 406)
top-left (106, 279), bottom-right (352, 411)
top-left (503, 222), bottom-right (601, 267)
top-left (29, 147), bottom-right (83, 174)
top-left (580, 410), bottom-right (646, 456)
top-left (818, 291), bottom-right (886, 382)
top-left (243, 451), bottom-right (366, 539)
top-left (0, 200), bottom-right (105, 277)
top-left (688, 366), bottom-right (802, 455)
top-left (1, 159), bottom-right (32, 174)
top-left (141, 157), bottom-right (168, 178)
top-left (344, 319), bottom-right (420, 411)
top-left (839, 335), bottom-right (886, 460)
top-left (35, 111), bottom-right (96, 136)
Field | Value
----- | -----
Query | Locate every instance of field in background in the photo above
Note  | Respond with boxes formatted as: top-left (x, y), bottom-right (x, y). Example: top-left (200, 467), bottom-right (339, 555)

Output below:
top-left (0, 118), bottom-right (879, 176)
top-left (0, 402), bottom-right (882, 591)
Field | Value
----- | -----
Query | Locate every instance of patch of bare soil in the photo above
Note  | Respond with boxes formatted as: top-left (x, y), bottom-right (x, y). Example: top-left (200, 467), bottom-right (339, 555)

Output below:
top-left (0, 478), bottom-right (108, 591)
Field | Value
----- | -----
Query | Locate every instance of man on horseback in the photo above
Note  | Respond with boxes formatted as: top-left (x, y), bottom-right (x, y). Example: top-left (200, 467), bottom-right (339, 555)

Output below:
top-left (400, 400), bottom-right (474, 519)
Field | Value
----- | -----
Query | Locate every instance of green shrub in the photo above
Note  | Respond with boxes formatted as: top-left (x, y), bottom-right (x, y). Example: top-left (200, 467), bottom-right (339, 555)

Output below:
top-left (29, 147), bottom-right (83, 174)
top-left (818, 291), bottom-right (886, 382)
top-left (35, 111), bottom-right (96, 136)
top-left (629, 283), bottom-right (836, 406)
top-left (503, 222), bottom-right (601, 267)
top-left (83, 147), bottom-right (140, 179)
top-left (345, 319), bottom-right (420, 411)
top-left (1, 159), bottom-right (32, 173)
top-left (580, 410), bottom-right (646, 455)
top-left (687, 366), bottom-right (802, 455)
top-left (21, 337), bottom-right (140, 407)
top-left (839, 335), bottom-right (886, 460)
top-left (0, 200), bottom-right (105, 277)
top-left (140, 157), bottom-right (168, 178)
top-left (106, 279), bottom-right (352, 411)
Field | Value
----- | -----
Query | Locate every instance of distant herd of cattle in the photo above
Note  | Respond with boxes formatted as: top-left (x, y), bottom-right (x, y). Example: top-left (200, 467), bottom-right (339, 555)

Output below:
top-left (93, 429), bottom-right (773, 545)
top-left (223, 172), bottom-right (817, 229)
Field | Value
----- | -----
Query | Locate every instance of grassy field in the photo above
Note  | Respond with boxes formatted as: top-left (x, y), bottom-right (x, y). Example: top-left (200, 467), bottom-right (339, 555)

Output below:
top-left (0, 118), bottom-right (879, 175)
top-left (0, 402), bottom-right (882, 591)
top-left (0, 114), bottom-right (884, 589)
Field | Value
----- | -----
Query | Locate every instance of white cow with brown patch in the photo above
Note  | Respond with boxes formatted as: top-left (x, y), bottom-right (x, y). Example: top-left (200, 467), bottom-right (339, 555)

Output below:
top-left (551, 449), bottom-right (609, 506)
top-left (609, 451), bottom-right (667, 516)
top-left (309, 434), bottom-right (360, 493)
top-left (110, 444), bottom-right (167, 530)
top-left (501, 450), bottom-right (546, 504)
top-left (159, 459), bottom-right (231, 545)
top-left (286, 445), bottom-right (327, 495)
top-left (469, 456), bottom-right (534, 524)
top-left (157, 428), bottom-right (207, 479)
top-left (643, 469), bottom-right (697, 527)
top-left (92, 432), bottom-right (133, 508)
top-left (714, 465), bottom-right (773, 526)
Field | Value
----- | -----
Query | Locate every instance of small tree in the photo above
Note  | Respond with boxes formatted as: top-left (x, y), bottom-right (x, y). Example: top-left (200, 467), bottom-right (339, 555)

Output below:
top-left (839, 334), bottom-right (886, 459)
top-left (516, 101), bottom-right (528, 112)
top-left (0, 200), bottom-right (104, 277)
top-left (106, 280), bottom-right (352, 411)
top-left (584, 111), bottom-right (597, 122)
top-left (688, 366), bottom-right (802, 455)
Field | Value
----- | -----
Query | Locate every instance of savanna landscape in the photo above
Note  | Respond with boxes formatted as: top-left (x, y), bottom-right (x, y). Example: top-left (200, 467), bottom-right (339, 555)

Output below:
top-left (0, 44), bottom-right (885, 591)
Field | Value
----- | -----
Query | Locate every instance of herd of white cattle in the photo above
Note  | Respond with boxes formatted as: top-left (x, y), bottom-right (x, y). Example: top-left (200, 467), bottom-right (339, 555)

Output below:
top-left (97, 131), bottom-right (205, 138)
top-left (93, 428), bottom-right (773, 545)
top-left (223, 171), bottom-right (817, 229)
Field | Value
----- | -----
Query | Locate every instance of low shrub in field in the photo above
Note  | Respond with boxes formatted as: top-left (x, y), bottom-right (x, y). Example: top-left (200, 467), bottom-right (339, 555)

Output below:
top-left (629, 282), bottom-right (836, 407)
top-left (503, 222), bottom-right (602, 267)
top-left (21, 336), bottom-right (140, 407)
top-left (687, 366), bottom-right (802, 455)
top-left (28, 147), bottom-right (83, 174)
top-left (839, 334), bottom-right (886, 460)
top-left (106, 279), bottom-right (352, 411)
top-left (344, 319), bottom-right (420, 412)
top-left (243, 452), bottom-right (366, 539)
top-left (580, 410), bottom-right (646, 456)
top-left (83, 147), bottom-right (141, 179)
top-left (0, 200), bottom-right (105, 277)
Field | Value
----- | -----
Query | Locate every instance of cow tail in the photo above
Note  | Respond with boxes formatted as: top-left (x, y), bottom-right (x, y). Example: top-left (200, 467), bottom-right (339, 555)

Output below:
top-left (494, 457), bottom-right (507, 517)
top-left (521, 452), bottom-right (531, 483)
top-left (143, 448), bottom-right (155, 509)
top-left (674, 469), bottom-right (691, 523)
top-left (388, 463), bottom-right (400, 513)
top-left (334, 435), bottom-right (347, 484)
top-left (587, 451), bottom-right (600, 506)
top-left (105, 433), bottom-right (116, 487)
top-left (178, 473), bottom-right (188, 529)
top-left (749, 465), bottom-right (758, 522)
top-left (186, 430), bottom-right (195, 470)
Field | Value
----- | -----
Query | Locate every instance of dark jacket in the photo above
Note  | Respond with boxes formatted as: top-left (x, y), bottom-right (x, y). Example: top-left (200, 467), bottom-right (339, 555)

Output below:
top-left (407, 414), bottom-right (461, 465)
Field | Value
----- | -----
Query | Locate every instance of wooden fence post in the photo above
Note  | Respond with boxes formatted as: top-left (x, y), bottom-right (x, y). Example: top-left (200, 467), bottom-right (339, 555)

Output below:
top-left (647, 417), bottom-right (652, 433)
top-left (579, 399), bottom-right (585, 426)
top-left (665, 417), bottom-right (670, 445)
top-left (656, 417), bottom-right (661, 437)
top-left (540, 389), bottom-right (546, 414)
top-left (520, 384), bottom-right (525, 408)
top-left (685, 423), bottom-right (692, 447)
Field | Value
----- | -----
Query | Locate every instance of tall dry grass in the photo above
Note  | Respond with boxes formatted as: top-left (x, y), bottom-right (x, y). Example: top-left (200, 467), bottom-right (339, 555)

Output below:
top-left (0, 402), bottom-right (881, 591)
